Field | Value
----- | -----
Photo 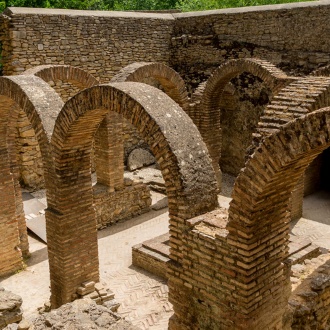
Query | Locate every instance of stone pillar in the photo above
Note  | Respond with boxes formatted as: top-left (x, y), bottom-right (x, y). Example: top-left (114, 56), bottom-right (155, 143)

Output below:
top-left (0, 102), bottom-right (23, 276)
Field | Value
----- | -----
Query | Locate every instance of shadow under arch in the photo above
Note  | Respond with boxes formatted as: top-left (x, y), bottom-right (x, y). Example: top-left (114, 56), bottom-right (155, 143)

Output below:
top-left (195, 58), bottom-right (293, 188)
top-left (225, 108), bottom-right (330, 328)
top-left (0, 75), bottom-right (63, 276)
top-left (48, 81), bottom-right (218, 307)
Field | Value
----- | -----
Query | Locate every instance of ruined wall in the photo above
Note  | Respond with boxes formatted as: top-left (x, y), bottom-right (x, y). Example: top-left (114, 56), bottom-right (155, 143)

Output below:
top-left (289, 253), bottom-right (330, 329)
top-left (93, 178), bottom-right (151, 229)
top-left (2, 2), bottom-right (330, 87)
top-left (219, 74), bottom-right (272, 176)
top-left (171, 1), bottom-right (330, 92)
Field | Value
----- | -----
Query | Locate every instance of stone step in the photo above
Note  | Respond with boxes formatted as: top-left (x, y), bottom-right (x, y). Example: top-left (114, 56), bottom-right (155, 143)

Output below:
top-left (288, 235), bottom-right (321, 265)
top-left (132, 234), bottom-right (170, 280)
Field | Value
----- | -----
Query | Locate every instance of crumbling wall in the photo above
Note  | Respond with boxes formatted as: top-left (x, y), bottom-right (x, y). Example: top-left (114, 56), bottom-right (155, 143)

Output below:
top-left (93, 178), bottom-right (151, 229)
top-left (289, 254), bottom-right (330, 329)
top-left (220, 73), bottom-right (272, 175)
top-left (171, 2), bottom-right (330, 92)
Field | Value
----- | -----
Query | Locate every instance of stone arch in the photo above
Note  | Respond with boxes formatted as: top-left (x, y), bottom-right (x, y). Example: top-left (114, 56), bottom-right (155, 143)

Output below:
top-left (48, 82), bottom-right (218, 307)
top-left (196, 58), bottom-right (293, 187)
top-left (0, 75), bottom-right (63, 276)
top-left (111, 62), bottom-right (189, 111)
top-left (22, 65), bottom-right (107, 188)
top-left (225, 108), bottom-right (330, 328)
top-left (14, 66), bottom-right (98, 189)
top-left (111, 63), bottom-right (190, 188)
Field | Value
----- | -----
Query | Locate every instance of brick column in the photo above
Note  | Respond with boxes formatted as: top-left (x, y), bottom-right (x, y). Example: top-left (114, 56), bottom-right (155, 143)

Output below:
top-left (94, 112), bottom-right (124, 190)
top-left (47, 148), bottom-right (99, 308)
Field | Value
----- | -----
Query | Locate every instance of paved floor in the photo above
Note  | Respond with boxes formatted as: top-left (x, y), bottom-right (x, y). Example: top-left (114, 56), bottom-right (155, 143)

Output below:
top-left (1, 187), bottom-right (330, 329)
top-left (1, 206), bottom-right (171, 329)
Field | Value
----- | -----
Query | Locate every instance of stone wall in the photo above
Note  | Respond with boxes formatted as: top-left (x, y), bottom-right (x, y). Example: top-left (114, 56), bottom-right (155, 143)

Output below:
top-left (219, 73), bottom-right (272, 175)
top-left (2, 2), bottom-right (330, 87)
top-left (171, 1), bottom-right (330, 90)
top-left (289, 253), bottom-right (330, 329)
top-left (0, 7), bottom-right (174, 81)
top-left (93, 178), bottom-right (151, 229)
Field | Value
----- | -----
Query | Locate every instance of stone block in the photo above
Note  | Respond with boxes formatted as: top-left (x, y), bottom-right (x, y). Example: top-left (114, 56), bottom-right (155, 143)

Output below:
top-left (127, 148), bottom-right (155, 171)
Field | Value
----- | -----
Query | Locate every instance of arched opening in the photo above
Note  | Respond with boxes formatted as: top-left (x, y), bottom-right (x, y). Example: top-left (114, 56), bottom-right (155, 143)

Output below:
top-left (48, 81), bottom-right (218, 307)
top-left (195, 58), bottom-right (292, 190)
top-left (0, 75), bottom-right (63, 277)
top-left (224, 108), bottom-right (330, 329)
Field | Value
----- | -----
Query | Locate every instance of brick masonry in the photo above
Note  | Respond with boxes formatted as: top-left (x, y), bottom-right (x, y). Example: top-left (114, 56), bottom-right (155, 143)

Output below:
top-left (1, 3), bottom-right (330, 329)
top-left (169, 109), bottom-right (330, 329)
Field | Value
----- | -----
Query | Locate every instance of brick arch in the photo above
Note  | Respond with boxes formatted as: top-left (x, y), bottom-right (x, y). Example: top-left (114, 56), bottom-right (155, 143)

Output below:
top-left (226, 108), bottom-right (330, 328)
top-left (23, 64), bottom-right (99, 92)
top-left (111, 62), bottom-right (189, 111)
top-left (0, 75), bottom-right (63, 277)
top-left (196, 58), bottom-right (293, 188)
top-left (48, 82), bottom-right (218, 307)
top-left (254, 75), bottom-right (330, 219)
top-left (255, 75), bottom-right (330, 143)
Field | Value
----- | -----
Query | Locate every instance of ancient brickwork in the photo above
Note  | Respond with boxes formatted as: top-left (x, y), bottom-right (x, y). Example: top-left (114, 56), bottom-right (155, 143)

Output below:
top-left (111, 62), bottom-right (190, 164)
top-left (289, 254), bottom-right (330, 329)
top-left (169, 108), bottom-right (330, 329)
top-left (48, 82), bottom-right (217, 307)
top-left (94, 178), bottom-right (151, 229)
top-left (0, 75), bottom-right (63, 277)
top-left (255, 75), bottom-right (330, 219)
top-left (191, 58), bottom-right (293, 187)
top-left (13, 65), bottom-right (99, 190)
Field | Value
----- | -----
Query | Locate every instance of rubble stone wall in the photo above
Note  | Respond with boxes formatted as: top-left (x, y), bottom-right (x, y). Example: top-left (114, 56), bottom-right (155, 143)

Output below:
top-left (171, 1), bottom-right (330, 89)
top-left (289, 254), bottom-right (330, 329)
top-left (93, 179), bottom-right (152, 229)
top-left (0, 7), bottom-right (174, 81)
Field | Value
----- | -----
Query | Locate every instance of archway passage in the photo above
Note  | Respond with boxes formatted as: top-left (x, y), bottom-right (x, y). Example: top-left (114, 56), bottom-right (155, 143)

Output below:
top-left (0, 75), bottom-right (63, 276)
top-left (111, 62), bottom-right (190, 169)
top-left (48, 82), bottom-right (218, 307)
top-left (195, 58), bottom-right (294, 188)
top-left (225, 108), bottom-right (330, 329)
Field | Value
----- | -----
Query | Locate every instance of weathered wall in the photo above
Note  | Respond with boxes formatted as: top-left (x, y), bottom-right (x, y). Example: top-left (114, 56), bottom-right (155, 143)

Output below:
top-left (93, 178), bottom-right (151, 229)
top-left (0, 7), bottom-right (174, 81)
top-left (289, 253), bottom-right (330, 329)
top-left (171, 1), bottom-right (330, 91)
top-left (219, 74), bottom-right (272, 175)
top-left (2, 2), bottom-right (330, 86)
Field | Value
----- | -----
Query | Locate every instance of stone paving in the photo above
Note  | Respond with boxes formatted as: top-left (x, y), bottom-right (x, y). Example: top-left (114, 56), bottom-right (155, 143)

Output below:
top-left (1, 185), bottom-right (330, 329)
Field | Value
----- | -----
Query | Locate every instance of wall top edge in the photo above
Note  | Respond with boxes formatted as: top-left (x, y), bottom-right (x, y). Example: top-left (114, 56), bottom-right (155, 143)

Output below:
top-left (3, 0), bottom-right (330, 20)
top-left (173, 0), bottom-right (330, 18)
top-left (4, 7), bottom-right (175, 20)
